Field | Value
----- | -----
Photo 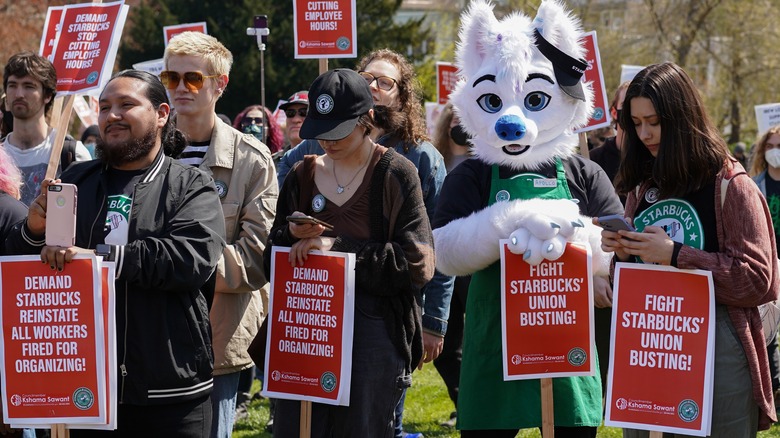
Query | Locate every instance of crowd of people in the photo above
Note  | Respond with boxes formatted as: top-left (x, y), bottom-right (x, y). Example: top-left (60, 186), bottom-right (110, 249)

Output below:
top-left (0, 15), bottom-right (777, 438)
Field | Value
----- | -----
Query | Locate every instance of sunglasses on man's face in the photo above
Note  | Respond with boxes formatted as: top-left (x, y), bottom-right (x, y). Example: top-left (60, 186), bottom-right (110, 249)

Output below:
top-left (284, 108), bottom-right (308, 119)
top-left (159, 71), bottom-right (219, 91)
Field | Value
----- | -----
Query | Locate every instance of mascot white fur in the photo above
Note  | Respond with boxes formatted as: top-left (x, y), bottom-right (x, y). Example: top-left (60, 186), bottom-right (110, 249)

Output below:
top-left (432, 0), bottom-right (623, 433)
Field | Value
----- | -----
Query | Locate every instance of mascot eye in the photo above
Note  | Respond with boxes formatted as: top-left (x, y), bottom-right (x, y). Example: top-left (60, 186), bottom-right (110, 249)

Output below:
top-left (524, 92), bottom-right (551, 112)
top-left (476, 93), bottom-right (503, 113)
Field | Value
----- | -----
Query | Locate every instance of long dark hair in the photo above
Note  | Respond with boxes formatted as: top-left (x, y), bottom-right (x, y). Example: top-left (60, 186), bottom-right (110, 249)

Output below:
top-left (104, 70), bottom-right (186, 157)
top-left (615, 62), bottom-right (730, 198)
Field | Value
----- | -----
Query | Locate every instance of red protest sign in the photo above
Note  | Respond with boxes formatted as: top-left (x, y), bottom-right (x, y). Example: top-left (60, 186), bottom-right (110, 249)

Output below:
top-left (49, 1), bottom-right (129, 95)
top-left (500, 242), bottom-right (594, 379)
top-left (437, 62), bottom-right (458, 105)
top-left (163, 22), bottom-right (208, 47)
top-left (39, 7), bottom-right (65, 60)
top-left (0, 255), bottom-right (106, 425)
top-left (293, 0), bottom-right (357, 59)
top-left (606, 264), bottom-right (715, 436)
top-left (263, 248), bottom-right (355, 405)
top-left (575, 31), bottom-right (611, 133)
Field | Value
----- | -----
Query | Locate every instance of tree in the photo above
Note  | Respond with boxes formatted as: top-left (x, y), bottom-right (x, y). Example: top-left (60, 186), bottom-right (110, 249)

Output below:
top-left (119, 0), bottom-right (433, 118)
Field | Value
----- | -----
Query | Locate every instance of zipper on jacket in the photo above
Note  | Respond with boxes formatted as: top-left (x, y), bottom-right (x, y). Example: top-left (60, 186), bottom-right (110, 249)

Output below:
top-left (120, 282), bottom-right (129, 403)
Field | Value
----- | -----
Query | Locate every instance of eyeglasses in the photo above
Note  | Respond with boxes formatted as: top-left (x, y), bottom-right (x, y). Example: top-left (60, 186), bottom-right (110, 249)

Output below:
top-left (241, 117), bottom-right (264, 127)
top-left (284, 108), bottom-right (308, 119)
top-left (159, 71), bottom-right (219, 91)
top-left (358, 71), bottom-right (398, 91)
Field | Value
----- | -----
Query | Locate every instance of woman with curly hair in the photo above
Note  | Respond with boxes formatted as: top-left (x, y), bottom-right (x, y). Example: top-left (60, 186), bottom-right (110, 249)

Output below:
top-left (232, 104), bottom-right (285, 154)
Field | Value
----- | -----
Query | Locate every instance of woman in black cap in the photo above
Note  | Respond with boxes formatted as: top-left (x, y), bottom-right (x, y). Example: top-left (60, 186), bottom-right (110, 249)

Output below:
top-left (263, 68), bottom-right (435, 437)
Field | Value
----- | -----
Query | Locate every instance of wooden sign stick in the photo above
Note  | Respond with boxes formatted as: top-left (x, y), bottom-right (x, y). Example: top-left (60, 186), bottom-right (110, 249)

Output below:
top-left (44, 94), bottom-right (76, 181)
top-left (541, 377), bottom-right (554, 437)
top-left (299, 400), bottom-right (312, 438)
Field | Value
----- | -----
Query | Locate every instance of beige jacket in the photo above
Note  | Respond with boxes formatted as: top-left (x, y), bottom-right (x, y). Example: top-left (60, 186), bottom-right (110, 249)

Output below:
top-left (201, 116), bottom-right (278, 375)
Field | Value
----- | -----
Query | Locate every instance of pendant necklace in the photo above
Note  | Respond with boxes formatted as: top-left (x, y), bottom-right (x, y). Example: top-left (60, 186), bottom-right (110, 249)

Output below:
top-left (333, 148), bottom-right (371, 194)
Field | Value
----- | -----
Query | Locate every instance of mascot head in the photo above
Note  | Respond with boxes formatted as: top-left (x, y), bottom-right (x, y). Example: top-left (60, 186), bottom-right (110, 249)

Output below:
top-left (450, 0), bottom-right (594, 169)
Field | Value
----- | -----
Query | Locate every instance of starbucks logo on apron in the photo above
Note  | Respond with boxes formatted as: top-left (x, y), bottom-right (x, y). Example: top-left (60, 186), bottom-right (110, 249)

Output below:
top-left (495, 190), bottom-right (511, 202)
top-left (634, 199), bottom-right (704, 249)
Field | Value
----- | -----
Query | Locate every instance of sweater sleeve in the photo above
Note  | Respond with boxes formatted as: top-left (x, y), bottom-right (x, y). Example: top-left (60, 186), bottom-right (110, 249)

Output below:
top-left (676, 174), bottom-right (779, 307)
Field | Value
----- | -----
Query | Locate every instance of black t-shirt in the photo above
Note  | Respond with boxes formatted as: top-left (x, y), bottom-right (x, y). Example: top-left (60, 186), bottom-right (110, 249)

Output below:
top-left (104, 167), bottom-right (145, 245)
top-left (765, 175), bottom-right (780, 241)
top-left (433, 155), bottom-right (623, 228)
top-left (0, 192), bottom-right (27, 255)
top-left (633, 181), bottom-right (718, 253)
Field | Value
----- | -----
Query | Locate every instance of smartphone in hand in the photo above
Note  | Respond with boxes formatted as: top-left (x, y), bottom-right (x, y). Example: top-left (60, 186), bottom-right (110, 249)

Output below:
top-left (45, 183), bottom-right (77, 247)
top-left (286, 215), bottom-right (334, 230)
top-left (596, 214), bottom-right (635, 233)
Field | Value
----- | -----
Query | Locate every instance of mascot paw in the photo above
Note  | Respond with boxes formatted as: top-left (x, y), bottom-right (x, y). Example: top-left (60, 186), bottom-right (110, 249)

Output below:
top-left (506, 210), bottom-right (586, 265)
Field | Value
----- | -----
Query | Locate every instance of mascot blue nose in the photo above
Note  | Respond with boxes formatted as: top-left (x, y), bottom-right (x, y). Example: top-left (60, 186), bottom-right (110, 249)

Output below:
top-left (495, 115), bottom-right (526, 141)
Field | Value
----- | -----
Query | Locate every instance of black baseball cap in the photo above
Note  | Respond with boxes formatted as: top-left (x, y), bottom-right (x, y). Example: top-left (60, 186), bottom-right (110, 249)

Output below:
top-left (533, 29), bottom-right (588, 101)
top-left (299, 69), bottom-right (374, 141)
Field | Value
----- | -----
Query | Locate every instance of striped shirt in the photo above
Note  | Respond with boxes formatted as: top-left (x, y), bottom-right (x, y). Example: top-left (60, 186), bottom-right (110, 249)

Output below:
top-left (179, 140), bottom-right (210, 166)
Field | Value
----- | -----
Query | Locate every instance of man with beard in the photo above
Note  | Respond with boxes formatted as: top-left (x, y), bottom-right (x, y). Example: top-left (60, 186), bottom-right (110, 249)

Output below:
top-left (163, 32), bottom-right (278, 438)
top-left (2, 52), bottom-right (91, 205)
top-left (6, 69), bottom-right (226, 437)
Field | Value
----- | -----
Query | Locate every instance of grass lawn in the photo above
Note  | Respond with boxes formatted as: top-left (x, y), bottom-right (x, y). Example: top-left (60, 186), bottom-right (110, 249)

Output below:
top-left (233, 365), bottom-right (780, 437)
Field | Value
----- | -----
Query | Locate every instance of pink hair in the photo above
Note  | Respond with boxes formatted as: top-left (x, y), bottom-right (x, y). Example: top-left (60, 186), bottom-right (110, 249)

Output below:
top-left (0, 145), bottom-right (22, 200)
top-left (232, 105), bottom-right (284, 153)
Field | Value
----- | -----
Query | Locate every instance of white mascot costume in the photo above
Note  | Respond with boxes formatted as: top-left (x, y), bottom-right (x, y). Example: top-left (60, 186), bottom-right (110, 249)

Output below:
top-left (432, 0), bottom-right (623, 433)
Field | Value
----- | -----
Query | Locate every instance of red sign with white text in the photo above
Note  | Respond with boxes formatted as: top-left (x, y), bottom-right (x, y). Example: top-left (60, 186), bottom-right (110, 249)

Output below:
top-left (606, 264), bottom-right (714, 436)
top-left (293, 0), bottom-right (357, 59)
top-left (163, 22), bottom-right (208, 47)
top-left (49, 1), bottom-right (128, 95)
top-left (39, 7), bottom-right (64, 60)
top-left (0, 256), bottom-right (105, 424)
top-left (501, 242), bottom-right (594, 379)
top-left (263, 248), bottom-right (355, 405)
top-left (576, 31), bottom-right (611, 133)
top-left (437, 62), bottom-right (458, 105)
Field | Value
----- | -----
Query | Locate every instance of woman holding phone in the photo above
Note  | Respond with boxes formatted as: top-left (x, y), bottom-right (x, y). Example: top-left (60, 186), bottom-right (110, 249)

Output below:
top-left (263, 69), bottom-right (434, 437)
top-left (599, 62), bottom-right (779, 436)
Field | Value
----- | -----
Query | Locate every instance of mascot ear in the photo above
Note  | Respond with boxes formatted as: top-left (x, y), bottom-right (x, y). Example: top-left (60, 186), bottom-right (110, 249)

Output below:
top-left (455, 0), bottom-right (500, 78)
top-left (532, 0), bottom-right (587, 61)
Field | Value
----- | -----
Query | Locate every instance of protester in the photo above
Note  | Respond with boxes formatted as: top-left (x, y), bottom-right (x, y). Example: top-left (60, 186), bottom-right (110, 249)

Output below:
top-left (164, 31), bottom-right (278, 438)
top-left (600, 62), bottom-right (779, 436)
top-left (264, 68), bottom-right (434, 437)
top-left (231, 104), bottom-right (284, 155)
top-left (429, 101), bottom-right (472, 428)
top-left (6, 69), bottom-right (227, 437)
top-left (590, 81), bottom-right (630, 184)
top-left (749, 124), bottom-right (780, 414)
top-left (80, 124), bottom-right (99, 158)
top-left (277, 90), bottom-right (308, 156)
top-left (2, 52), bottom-right (91, 205)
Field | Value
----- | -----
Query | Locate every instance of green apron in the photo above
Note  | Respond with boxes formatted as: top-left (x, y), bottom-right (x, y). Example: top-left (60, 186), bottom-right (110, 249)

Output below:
top-left (458, 158), bottom-right (603, 430)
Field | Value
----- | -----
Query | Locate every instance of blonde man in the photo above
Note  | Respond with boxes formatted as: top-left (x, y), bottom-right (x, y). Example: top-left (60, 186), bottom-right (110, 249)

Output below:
top-left (164, 32), bottom-right (278, 438)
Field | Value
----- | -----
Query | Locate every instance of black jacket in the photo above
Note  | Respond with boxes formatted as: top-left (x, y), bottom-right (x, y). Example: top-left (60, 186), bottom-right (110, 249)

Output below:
top-left (7, 150), bottom-right (226, 405)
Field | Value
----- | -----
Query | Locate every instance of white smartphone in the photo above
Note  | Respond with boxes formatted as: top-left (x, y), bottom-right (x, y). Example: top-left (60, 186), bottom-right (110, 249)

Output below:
top-left (45, 183), bottom-right (77, 247)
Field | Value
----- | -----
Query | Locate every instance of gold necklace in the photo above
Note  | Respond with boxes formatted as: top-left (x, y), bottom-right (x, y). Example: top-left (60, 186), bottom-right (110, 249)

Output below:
top-left (332, 149), bottom-right (371, 194)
